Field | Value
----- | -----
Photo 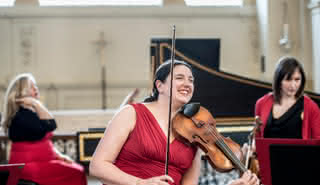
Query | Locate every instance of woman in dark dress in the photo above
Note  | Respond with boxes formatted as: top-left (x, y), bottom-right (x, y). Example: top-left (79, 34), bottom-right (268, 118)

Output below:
top-left (1, 73), bottom-right (87, 185)
top-left (255, 56), bottom-right (320, 139)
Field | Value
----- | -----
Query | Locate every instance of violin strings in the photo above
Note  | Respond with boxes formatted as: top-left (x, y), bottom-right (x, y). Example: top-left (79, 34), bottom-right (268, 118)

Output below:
top-left (206, 125), bottom-right (242, 164)
top-left (218, 138), bottom-right (247, 172)
top-left (205, 124), bottom-right (238, 162)
top-left (203, 122), bottom-right (247, 172)
top-left (190, 118), bottom-right (246, 171)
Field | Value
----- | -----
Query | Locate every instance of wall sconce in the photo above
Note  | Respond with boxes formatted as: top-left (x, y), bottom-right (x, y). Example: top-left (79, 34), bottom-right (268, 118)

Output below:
top-left (279, 0), bottom-right (291, 52)
top-left (279, 23), bottom-right (291, 52)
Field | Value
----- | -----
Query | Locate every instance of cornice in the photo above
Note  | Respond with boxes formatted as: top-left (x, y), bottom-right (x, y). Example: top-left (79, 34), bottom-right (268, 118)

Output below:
top-left (0, 5), bottom-right (256, 19)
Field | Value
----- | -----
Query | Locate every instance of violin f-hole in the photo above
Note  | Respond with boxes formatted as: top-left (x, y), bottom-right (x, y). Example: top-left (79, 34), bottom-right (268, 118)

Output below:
top-left (191, 117), bottom-right (205, 128)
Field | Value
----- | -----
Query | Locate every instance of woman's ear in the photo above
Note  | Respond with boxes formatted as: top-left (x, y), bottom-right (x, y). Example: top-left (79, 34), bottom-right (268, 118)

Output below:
top-left (155, 80), bottom-right (163, 94)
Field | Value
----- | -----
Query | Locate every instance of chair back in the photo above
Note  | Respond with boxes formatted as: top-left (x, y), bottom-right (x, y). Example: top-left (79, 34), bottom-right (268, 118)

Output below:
top-left (0, 163), bottom-right (24, 185)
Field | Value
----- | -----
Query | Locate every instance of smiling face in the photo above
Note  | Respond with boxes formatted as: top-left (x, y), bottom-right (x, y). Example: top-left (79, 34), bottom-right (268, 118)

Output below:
top-left (156, 64), bottom-right (194, 106)
top-left (281, 68), bottom-right (302, 99)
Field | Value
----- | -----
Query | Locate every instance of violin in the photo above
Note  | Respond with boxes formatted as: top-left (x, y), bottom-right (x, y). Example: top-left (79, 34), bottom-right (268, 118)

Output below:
top-left (244, 116), bottom-right (262, 176)
top-left (172, 103), bottom-right (247, 173)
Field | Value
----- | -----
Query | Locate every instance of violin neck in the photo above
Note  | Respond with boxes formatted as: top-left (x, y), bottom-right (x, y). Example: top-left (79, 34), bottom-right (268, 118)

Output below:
top-left (245, 133), bottom-right (255, 168)
top-left (216, 139), bottom-right (247, 173)
top-left (244, 150), bottom-right (251, 169)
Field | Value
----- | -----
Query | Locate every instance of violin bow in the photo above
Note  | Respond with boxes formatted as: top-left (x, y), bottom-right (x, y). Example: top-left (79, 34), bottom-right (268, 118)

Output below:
top-left (165, 25), bottom-right (176, 175)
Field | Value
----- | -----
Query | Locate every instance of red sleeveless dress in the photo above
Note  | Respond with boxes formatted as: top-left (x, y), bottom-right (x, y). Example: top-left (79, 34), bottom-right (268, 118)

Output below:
top-left (113, 103), bottom-right (197, 185)
top-left (9, 132), bottom-right (87, 185)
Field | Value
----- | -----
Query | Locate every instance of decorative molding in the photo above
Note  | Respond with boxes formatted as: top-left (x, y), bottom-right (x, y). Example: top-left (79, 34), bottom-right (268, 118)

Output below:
top-left (15, 0), bottom-right (39, 6)
top-left (249, 23), bottom-right (259, 50)
top-left (217, 125), bottom-right (254, 133)
top-left (19, 25), bottom-right (35, 66)
top-left (0, 6), bottom-right (256, 18)
top-left (0, 82), bottom-right (150, 110)
top-left (0, 82), bottom-right (149, 90)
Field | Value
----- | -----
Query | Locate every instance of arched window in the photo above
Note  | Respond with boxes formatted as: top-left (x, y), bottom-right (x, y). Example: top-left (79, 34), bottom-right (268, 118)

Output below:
top-left (0, 0), bottom-right (15, 7)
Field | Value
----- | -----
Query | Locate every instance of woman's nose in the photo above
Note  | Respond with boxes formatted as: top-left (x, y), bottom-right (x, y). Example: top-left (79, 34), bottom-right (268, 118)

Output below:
top-left (290, 81), bottom-right (298, 88)
top-left (183, 79), bottom-right (192, 87)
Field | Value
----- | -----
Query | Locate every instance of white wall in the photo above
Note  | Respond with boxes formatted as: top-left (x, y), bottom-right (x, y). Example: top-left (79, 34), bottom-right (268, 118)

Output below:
top-left (0, 5), bottom-right (260, 111)
top-left (0, 2), bottom-right (316, 113)
top-left (0, 2), bottom-right (317, 132)
top-left (256, 0), bottom-right (268, 75)
top-left (263, 0), bottom-right (314, 84)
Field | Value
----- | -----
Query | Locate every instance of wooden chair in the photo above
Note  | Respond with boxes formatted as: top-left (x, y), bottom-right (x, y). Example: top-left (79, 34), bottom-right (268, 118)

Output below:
top-left (0, 163), bottom-right (24, 185)
top-left (17, 179), bottom-right (38, 185)
top-left (0, 164), bottom-right (39, 185)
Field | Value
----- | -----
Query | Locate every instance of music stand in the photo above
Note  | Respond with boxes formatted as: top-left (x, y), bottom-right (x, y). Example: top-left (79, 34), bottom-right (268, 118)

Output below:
top-left (255, 138), bottom-right (320, 185)
top-left (0, 163), bottom-right (24, 185)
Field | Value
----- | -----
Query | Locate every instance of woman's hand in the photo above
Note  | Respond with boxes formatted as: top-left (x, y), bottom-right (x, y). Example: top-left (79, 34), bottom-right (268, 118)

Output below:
top-left (16, 96), bottom-right (53, 119)
top-left (54, 147), bottom-right (73, 163)
top-left (136, 175), bottom-right (174, 185)
top-left (56, 153), bottom-right (74, 164)
top-left (229, 171), bottom-right (259, 185)
top-left (16, 96), bottom-right (38, 109)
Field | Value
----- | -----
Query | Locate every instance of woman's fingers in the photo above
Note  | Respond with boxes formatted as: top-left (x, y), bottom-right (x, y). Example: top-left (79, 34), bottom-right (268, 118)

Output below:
top-left (137, 175), bottom-right (174, 185)
top-left (158, 175), bottom-right (174, 183)
top-left (16, 97), bottom-right (36, 106)
top-left (250, 173), bottom-right (260, 185)
top-left (223, 171), bottom-right (260, 185)
top-left (16, 97), bottom-right (29, 103)
top-left (240, 171), bottom-right (250, 181)
top-left (15, 98), bottom-right (24, 103)
top-left (243, 171), bottom-right (260, 185)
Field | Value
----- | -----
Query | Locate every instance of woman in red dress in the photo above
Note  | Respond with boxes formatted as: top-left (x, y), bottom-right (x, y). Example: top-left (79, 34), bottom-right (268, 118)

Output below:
top-left (90, 60), bottom-right (259, 185)
top-left (1, 73), bottom-right (87, 185)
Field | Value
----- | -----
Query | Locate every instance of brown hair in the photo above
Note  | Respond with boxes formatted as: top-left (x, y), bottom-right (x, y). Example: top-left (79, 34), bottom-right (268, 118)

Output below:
top-left (273, 57), bottom-right (305, 104)
top-left (144, 60), bottom-right (193, 102)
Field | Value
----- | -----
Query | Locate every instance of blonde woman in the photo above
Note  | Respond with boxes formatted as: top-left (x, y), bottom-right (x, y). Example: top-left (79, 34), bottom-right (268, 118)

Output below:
top-left (1, 73), bottom-right (87, 185)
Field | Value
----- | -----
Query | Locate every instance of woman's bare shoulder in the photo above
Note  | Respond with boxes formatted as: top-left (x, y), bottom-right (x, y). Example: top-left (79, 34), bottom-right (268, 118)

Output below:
top-left (107, 104), bottom-right (137, 130)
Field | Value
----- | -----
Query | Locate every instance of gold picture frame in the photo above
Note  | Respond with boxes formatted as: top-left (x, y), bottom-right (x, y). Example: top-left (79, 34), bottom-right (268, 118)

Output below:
top-left (77, 132), bottom-right (104, 162)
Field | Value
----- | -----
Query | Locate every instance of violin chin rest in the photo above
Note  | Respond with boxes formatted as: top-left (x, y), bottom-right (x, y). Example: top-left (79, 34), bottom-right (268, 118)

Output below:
top-left (182, 102), bottom-right (201, 118)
